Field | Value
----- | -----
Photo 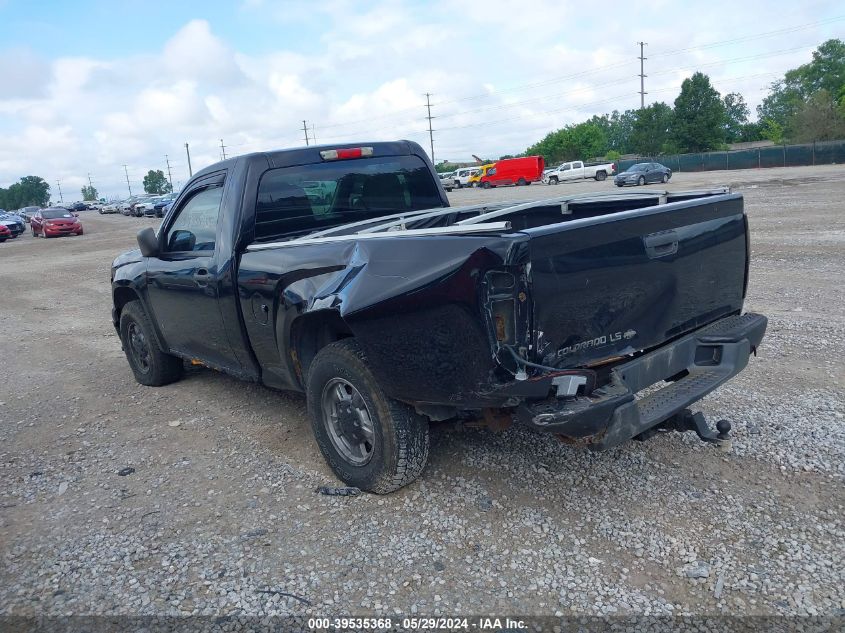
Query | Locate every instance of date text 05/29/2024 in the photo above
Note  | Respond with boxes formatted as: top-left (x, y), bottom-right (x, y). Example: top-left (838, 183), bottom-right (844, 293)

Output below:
top-left (307, 616), bottom-right (527, 630)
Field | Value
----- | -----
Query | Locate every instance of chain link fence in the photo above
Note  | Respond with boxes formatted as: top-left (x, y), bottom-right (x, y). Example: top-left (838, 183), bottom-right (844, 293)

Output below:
top-left (617, 139), bottom-right (845, 173)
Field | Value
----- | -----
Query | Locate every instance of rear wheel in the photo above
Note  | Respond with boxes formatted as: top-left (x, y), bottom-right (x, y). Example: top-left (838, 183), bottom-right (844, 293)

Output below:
top-left (637, 176), bottom-right (645, 186)
top-left (517, 177), bottom-right (527, 186)
top-left (306, 339), bottom-right (429, 493)
top-left (595, 171), bottom-right (607, 181)
top-left (119, 301), bottom-right (183, 386)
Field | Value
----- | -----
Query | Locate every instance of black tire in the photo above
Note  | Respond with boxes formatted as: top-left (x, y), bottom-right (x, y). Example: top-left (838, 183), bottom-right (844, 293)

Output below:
top-left (662, 173), bottom-right (669, 183)
top-left (595, 170), bottom-right (607, 181)
top-left (548, 176), bottom-right (558, 185)
top-left (306, 339), bottom-right (429, 494)
top-left (616, 182), bottom-right (624, 187)
top-left (637, 176), bottom-right (645, 186)
top-left (119, 301), bottom-right (183, 387)
top-left (517, 177), bottom-right (527, 186)
top-left (481, 181), bottom-right (491, 189)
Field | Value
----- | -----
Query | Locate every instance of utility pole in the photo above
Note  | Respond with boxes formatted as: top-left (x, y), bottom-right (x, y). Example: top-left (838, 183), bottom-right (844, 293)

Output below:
top-left (638, 41), bottom-right (648, 109)
top-left (87, 172), bottom-right (94, 189)
top-left (56, 179), bottom-right (64, 204)
top-left (311, 122), bottom-right (317, 145)
top-left (165, 155), bottom-right (174, 192)
top-left (220, 138), bottom-right (227, 160)
top-left (123, 165), bottom-right (132, 197)
top-left (185, 143), bottom-right (193, 177)
top-left (424, 93), bottom-right (435, 164)
top-left (302, 120), bottom-right (310, 146)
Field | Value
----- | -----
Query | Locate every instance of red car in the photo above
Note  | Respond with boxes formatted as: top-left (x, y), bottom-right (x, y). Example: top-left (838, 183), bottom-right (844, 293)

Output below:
top-left (0, 224), bottom-right (11, 242)
top-left (31, 208), bottom-right (84, 238)
top-left (478, 156), bottom-right (545, 188)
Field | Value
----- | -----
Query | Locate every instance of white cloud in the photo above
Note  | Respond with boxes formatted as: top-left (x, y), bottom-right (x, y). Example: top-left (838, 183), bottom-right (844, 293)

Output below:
top-left (0, 2), bottom-right (840, 197)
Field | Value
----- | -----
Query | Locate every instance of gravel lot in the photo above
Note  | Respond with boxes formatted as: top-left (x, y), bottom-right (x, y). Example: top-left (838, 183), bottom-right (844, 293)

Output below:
top-left (1, 165), bottom-right (843, 624)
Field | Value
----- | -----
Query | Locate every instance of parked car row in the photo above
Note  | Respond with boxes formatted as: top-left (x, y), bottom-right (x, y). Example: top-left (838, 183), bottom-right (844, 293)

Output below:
top-left (0, 206), bottom-right (84, 242)
top-left (438, 157), bottom-right (546, 190)
top-left (0, 209), bottom-right (26, 240)
top-left (107, 193), bottom-right (176, 218)
top-left (437, 160), bottom-right (672, 191)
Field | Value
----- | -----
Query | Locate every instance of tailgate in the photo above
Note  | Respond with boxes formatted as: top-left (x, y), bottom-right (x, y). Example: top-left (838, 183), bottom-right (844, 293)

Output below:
top-left (526, 193), bottom-right (748, 367)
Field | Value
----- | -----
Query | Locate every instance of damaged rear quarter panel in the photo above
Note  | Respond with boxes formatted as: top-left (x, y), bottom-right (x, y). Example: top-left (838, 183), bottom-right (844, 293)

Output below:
top-left (237, 233), bottom-right (528, 404)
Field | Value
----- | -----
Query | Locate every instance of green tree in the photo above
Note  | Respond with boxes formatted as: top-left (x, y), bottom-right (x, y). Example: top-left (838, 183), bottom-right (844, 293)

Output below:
top-left (760, 118), bottom-right (785, 144)
top-left (526, 120), bottom-right (608, 164)
top-left (0, 175), bottom-right (50, 209)
top-left (757, 39), bottom-right (845, 137)
top-left (81, 185), bottom-right (98, 201)
top-left (630, 102), bottom-right (674, 155)
top-left (672, 72), bottom-right (726, 152)
top-left (143, 169), bottom-right (171, 194)
top-left (606, 110), bottom-right (637, 155)
top-left (723, 93), bottom-right (750, 143)
top-left (788, 89), bottom-right (845, 142)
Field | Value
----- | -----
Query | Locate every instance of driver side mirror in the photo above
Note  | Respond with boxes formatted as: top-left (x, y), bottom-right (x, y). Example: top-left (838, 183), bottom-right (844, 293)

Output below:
top-left (137, 227), bottom-right (159, 257)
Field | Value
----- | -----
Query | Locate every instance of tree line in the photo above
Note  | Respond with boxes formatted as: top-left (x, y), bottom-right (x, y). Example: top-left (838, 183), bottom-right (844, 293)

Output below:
top-left (524, 39), bottom-right (845, 164)
top-left (0, 170), bottom-right (173, 210)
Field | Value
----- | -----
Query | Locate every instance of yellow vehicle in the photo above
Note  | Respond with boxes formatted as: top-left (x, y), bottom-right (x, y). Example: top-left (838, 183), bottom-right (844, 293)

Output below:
top-left (467, 164), bottom-right (495, 187)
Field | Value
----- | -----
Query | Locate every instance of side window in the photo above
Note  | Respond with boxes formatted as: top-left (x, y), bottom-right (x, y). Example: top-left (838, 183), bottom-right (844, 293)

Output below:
top-left (164, 186), bottom-right (223, 252)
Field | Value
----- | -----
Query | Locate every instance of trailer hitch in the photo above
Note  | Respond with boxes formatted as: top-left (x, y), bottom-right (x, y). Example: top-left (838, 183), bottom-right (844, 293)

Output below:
top-left (636, 409), bottom-right (732, 452)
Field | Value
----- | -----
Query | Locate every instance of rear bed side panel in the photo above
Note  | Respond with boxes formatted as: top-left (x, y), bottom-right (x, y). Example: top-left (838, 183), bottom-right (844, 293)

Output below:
top-left (237, 234), bottom-right (526, 402)
top-left (526, 194), bottom-right (748, 367)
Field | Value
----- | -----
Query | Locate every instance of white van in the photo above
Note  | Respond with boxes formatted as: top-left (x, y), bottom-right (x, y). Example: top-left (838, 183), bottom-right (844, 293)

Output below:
top-left (453, 167), bottom-right (481, 188)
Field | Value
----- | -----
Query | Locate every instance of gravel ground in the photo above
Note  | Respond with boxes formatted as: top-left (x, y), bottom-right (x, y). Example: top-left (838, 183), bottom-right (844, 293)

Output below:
top-left (0, 165), bottom-right (843, 626)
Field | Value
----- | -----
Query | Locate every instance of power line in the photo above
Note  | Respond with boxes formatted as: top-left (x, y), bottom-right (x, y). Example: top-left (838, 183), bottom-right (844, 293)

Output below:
top-left (220, 139), bottom-right (227, 160)
top-left (424, 93), bottom-right (435, 163)
top-left (165, 155), bottom-right (173, 191)
top-left (638, 42), bottom-right (648, 109)
top-left (122, 165), bottom-right (132, 197)
top-left (295, 17), bottom-right (841, 137)
top-left (185, 143), bottom-right (193, 177)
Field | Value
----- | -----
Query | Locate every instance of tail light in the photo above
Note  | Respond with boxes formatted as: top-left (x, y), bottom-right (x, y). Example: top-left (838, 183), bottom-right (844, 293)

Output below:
top-left (319, 147), bottom-right (373, 161)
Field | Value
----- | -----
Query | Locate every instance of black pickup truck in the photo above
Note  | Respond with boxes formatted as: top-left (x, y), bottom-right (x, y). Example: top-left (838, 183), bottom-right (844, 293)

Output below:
top-left (111, 140), bottom-right (766, 493)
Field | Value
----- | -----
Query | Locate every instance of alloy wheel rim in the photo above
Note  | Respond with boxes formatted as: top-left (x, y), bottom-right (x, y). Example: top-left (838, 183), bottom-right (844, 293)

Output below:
top-left (321, 378), bottom-right (375, 466)
top-left (127, 322), bottom-right (151, 373)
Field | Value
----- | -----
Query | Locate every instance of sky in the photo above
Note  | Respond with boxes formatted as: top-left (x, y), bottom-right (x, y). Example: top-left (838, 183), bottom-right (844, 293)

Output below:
top-left (0, 0), bottom-right (842, 200)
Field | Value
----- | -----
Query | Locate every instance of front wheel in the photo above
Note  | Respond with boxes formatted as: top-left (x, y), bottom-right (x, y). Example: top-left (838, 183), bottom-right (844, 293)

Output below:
top-left (307, 339), bottom-right (429, 494)
top-left (662, 173), bottom-right (669, 183)
top-left (637, 176), bottom-right (645, 186)
top-left (548, 176), bottom-right (558, 185)
top-left (119, 301), bottom-right (183, 386)
top-left (481, 181), bottom-right (491, 189)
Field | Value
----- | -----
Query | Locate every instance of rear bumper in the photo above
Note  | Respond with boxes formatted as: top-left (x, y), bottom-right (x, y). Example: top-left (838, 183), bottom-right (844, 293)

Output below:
top-left (515, 313), bottom-right (767, 450)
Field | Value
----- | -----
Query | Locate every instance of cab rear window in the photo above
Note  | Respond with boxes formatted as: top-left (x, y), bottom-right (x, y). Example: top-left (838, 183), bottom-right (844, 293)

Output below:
top-left (254, 155), bottom-right (442, 242)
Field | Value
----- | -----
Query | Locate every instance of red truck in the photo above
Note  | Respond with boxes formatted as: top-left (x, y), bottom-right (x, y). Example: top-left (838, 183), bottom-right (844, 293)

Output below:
top-left (478, 156), bottom-right (545, 188)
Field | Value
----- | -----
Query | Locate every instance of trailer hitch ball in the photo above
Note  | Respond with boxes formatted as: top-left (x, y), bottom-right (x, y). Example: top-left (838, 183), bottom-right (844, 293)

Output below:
top-left (716, 419), bottom-right (732, 452)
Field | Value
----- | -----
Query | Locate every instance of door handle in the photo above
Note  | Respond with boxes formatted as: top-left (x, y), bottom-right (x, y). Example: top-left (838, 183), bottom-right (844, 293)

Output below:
top-left (643, 231), bottom-right (679, 259)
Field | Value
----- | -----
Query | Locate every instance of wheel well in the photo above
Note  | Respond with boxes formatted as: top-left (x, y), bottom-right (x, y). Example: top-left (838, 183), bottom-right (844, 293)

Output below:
top-left (290, 311), bottom-right (353, 383)
top-left (113, 286), bottom-right (140, 319)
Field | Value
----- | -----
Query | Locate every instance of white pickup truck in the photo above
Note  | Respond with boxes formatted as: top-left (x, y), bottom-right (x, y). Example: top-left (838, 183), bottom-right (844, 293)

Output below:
top-left (543, 160), bottom-right (616, 184)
